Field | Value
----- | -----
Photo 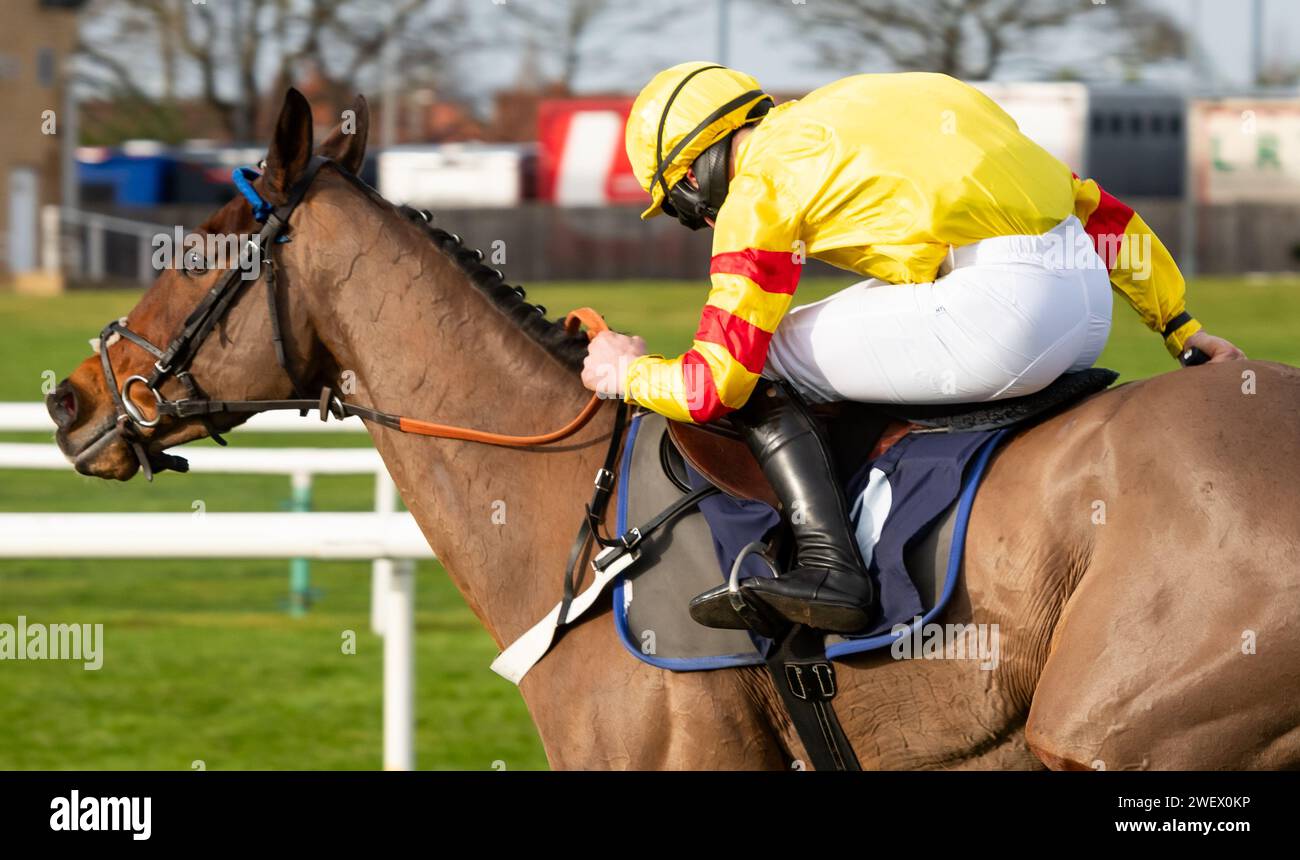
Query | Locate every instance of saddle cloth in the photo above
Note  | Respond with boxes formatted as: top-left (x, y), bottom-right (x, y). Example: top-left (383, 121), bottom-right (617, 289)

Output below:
top-left (612, 412), bottom-right (1009, 670)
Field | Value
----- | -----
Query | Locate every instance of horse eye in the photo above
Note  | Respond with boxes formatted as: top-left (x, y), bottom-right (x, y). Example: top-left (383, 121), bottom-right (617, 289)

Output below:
top-left (183, 250), bottom-right (207, 276)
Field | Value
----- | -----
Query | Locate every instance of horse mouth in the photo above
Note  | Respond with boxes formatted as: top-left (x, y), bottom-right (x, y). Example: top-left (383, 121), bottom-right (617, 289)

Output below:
top-left (58, 418), bottom-right (142, 481)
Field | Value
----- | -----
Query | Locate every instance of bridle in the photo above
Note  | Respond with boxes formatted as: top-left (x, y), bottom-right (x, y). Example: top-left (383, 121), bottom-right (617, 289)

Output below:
top-left (98, 154), bottom-right (611, 481)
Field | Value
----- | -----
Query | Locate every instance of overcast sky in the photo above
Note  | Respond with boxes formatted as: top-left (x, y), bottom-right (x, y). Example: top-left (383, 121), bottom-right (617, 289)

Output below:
top-left (460, 0), bottom-right (1300, 98)
top-left (76, 1), bottom-right (1300, 109)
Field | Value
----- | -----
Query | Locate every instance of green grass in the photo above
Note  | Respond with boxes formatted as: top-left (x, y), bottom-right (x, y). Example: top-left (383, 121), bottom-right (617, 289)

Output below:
top-left (0, 276), bottom-right (1297, 770)
top-left (0, 560), bottom-right (539, 770)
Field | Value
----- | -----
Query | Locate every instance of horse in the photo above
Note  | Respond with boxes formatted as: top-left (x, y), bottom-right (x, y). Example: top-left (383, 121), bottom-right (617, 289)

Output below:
top-left (47, 89), bottom-right (1300, 770)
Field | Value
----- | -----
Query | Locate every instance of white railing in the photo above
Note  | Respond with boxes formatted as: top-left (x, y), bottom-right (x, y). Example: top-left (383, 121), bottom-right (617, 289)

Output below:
top-left (0, 400), bottom-right (368, 433)
top-left (0, 403), bottom-right (423, 771)
top-left (0, 512), bottom-right (431, 558)
top-left (0, 441), bottom-right (379, 472)
top-left (55, 206), bottom-right (173, 285)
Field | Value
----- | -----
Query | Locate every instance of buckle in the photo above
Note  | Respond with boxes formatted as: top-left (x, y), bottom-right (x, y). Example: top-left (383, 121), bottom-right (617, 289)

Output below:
top-left (593, 468), bottom-right (615, 493)
top-left (811, 663), bottom-right (836, 697)
top-left (785, 662), bottom-right (836, 701)
top-left (591, 543), bottom-right (640, 576)
top-left (592, 544), bottom-right (621, 572)
top-left (590, 526), bottom-right (644, 575)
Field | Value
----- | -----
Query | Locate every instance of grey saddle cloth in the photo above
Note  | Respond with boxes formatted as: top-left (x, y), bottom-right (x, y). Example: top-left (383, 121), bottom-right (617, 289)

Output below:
top-left (612, 414), bottom-right (976, 670)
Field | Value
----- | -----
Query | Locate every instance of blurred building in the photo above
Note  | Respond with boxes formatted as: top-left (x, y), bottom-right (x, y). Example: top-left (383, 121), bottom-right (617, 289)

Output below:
top-left (1086, 87), bottom-right (1187, 198)
top-left (0, 0), bottom-right (86, 294)
top-left (1187, 97), bottom-right (1300, 274)
top-left (972, 83), bottom-right (1186, 198)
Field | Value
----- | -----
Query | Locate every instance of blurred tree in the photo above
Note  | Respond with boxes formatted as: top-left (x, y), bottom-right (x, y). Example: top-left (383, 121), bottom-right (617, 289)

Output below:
top-left (500, 0), bottom-right (684, 92)
top-left (787, 0), bottom-right (1184, 81)
top-left (1259, 61), bottom-right (1300, 88)
top-left (75, 0), bottom-right (469, 141)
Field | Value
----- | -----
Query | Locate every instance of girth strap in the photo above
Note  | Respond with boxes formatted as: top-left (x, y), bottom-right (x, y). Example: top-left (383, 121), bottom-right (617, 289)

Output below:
top-left (764, 624), bottom-right (862, 771)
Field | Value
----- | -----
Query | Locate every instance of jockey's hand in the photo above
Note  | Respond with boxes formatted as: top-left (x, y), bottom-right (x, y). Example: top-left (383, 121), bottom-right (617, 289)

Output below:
top-left (1184, 330), bottom-right (1246, 364)
top-left (581, 331), bottom-right (647, 398)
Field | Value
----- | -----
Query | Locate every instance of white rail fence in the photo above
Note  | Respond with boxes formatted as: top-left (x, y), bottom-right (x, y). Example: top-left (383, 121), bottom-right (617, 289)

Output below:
top-left (50, 206), bottom-right (172, 286)
top-left (0, 403), bottom-right (426, 771)
top-left (0, 401), bottom-right (370, 433)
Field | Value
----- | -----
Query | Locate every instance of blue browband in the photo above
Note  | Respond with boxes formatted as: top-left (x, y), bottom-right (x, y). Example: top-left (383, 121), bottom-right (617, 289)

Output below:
top-left (232, 165), bottom-right (274, 222)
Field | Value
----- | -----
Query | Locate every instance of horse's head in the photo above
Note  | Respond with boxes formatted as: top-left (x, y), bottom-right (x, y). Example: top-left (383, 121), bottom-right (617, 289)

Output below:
top-left (47, 88), bottom-right (370, 480)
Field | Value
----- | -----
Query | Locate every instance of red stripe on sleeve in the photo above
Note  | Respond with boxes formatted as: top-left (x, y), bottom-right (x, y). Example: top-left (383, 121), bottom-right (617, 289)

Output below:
top-left (1082, 183), bottom-right (1135, 270)
top-left (710, 248), bottom-right (801, 295)
top-left (694, 304), bottom-right (773, 375)
top-left (681, 349), bottom-right (732, 424)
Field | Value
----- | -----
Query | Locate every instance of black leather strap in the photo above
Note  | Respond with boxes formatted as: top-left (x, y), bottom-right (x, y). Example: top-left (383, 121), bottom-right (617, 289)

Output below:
top-left (764, 624), bottom-right (861, 771)
top-left (587, 402), bottom-right (629, 548)
top-left (612, 482), bottom-right (717, 555)
top-left (556, 522), bottom-right (593, 631)
top-left (557, 402), bottom-right (629, 630)
top-left (658, 429), bottom-right (694, 493)
top-left (560, 408), bottom-right (720, 625)
top-left (264, 254), bottom-right (294, 390)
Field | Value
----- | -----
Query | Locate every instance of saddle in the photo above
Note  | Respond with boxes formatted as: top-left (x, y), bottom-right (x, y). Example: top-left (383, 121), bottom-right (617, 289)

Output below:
top-left (669, 368), bottom-right (1119, 505)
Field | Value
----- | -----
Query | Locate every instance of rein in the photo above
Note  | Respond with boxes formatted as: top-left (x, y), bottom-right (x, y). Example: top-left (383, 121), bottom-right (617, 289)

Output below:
top-left (98, 155), bottom-right (614, 479)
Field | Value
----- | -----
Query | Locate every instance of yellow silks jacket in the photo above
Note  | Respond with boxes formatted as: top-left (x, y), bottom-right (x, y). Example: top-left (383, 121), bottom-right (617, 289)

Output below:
top-left (624, 72), bottom-right (1200, 424)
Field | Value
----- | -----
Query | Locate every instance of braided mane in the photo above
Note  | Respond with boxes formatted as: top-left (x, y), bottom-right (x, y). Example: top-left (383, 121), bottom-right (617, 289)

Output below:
top-left (397, 206), bottom-right (590, 373)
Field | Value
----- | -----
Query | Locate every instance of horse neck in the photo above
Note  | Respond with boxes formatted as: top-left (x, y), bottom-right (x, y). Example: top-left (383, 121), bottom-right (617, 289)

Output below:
top-left (291, 188), bottom-right (616, 646)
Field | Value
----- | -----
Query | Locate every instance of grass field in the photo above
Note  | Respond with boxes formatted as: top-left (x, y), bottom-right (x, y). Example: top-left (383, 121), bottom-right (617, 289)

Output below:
top-left (1, 276), bottom-right (1296, 770)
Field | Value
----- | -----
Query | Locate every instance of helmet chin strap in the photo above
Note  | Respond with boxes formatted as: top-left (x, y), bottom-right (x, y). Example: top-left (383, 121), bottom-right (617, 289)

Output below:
top-left (664, 134), bottom-right (733, 231)
top-left (647, 66), bottom-right (771, 231)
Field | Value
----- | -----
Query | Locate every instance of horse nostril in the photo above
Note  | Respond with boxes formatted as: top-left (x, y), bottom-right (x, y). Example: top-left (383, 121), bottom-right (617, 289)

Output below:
top-left (47, 382), bottom-right (78, 429)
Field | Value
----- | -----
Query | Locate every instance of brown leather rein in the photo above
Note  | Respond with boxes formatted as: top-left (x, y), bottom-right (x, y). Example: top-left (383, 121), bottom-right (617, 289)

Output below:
top-left (393, 307), bottom-right (609, 446)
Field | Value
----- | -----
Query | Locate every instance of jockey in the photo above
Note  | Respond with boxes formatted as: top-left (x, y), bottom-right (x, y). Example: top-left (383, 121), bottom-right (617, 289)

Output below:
top-left (581, 62), bottom-right (1245, 635)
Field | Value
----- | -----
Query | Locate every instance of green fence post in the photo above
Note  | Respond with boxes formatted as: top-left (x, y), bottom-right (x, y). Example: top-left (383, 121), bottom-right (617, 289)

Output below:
top-left (289, 470), bottom-right (313, 617)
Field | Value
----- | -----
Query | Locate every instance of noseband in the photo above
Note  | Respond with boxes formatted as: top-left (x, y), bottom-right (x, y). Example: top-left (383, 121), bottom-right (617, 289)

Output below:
top-left (99, 155), bottom-right (610, 481)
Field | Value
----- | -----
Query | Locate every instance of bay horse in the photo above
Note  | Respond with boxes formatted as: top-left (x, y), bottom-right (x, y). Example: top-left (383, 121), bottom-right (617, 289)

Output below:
top-left (47, 89), bottom-right (1300, 769)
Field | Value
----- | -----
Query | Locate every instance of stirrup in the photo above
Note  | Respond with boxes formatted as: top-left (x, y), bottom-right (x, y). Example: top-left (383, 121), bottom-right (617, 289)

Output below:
top-left (687, 542), bottom-right (788, 638)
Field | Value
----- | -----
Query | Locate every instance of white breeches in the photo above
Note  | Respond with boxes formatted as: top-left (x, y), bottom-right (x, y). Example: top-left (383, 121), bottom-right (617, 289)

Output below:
top-left (764, 215), bottom-right (1114, 405)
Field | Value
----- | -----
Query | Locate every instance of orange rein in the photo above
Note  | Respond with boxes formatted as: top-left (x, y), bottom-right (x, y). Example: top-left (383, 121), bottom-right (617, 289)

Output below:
top-left (393, 307), bottom-right (611, 448)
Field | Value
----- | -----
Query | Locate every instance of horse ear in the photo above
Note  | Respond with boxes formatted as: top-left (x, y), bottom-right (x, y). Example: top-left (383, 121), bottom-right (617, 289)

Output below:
top-left (263, 88), bottom-right (315, 201)
top-left (318, 94), bottom-right (370, 175)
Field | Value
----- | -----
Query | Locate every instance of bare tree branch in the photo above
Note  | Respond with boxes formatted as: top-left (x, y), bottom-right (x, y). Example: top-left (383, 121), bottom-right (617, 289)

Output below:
top-left (500, 0), bottom-right (688, 91)
top-left (782, 0), bottom-right (1183, 81)
top-left (76, 0), bottom-right (472, 141)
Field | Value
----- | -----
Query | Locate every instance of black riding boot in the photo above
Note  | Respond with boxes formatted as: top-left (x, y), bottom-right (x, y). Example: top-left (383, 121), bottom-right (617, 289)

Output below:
top-left (688, 379), bottom-right (876, 634)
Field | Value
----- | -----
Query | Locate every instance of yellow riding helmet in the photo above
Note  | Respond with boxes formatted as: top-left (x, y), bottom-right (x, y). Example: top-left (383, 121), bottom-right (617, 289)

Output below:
top-left (626, 61), bottom-right (772, 220)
